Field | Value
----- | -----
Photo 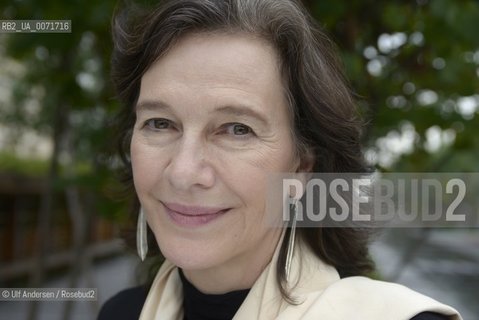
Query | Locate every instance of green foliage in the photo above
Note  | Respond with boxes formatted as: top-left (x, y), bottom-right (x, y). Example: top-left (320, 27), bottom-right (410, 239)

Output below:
top-left (312, 1), bottom-right (479, 299)
top-left (307, 0), bottom-right (479, 171)
top-left (0, 151), bottom-right (48, 176)
top-left (0, 0), bottom-right (123, 219)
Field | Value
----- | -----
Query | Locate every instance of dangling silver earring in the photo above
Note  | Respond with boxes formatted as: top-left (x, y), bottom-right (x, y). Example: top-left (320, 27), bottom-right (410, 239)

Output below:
top-left (137, 207), bottom-right (148, 261)
top-left (285, 199), bottom-right (298, 281)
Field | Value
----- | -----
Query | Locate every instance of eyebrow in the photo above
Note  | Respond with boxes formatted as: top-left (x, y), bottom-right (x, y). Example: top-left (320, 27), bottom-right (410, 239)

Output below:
top-left (214, 105), bottom-right (269, 126)
top-left (135, 100), bottom-right (170, 112)
top-left (136, 100), bottom-right (269, 126)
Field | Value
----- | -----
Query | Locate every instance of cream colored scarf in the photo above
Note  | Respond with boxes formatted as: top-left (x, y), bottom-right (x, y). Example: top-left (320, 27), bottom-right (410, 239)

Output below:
top-left (139, 233), bottom-right (462, 320)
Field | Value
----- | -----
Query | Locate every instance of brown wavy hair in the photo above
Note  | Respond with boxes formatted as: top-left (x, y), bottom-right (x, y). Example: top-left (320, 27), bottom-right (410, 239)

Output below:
top-left (111, 0), bottom-right (375, 301)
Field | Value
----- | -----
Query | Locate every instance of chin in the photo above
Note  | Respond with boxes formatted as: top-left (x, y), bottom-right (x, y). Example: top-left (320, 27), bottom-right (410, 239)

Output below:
top-left (155, 233), bottom-right (227, 271)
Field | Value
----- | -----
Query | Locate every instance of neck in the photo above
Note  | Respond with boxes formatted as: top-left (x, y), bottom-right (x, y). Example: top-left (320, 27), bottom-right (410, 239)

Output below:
top-left (182, 229), bottom-right (282, 294)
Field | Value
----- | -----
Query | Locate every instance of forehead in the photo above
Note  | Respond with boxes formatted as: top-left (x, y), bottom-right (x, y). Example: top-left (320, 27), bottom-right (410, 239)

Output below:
top-left (140, 32), bottom-right (283, 93)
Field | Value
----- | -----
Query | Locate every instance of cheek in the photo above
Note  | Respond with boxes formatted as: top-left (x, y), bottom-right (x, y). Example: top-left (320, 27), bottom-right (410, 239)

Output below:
top-left (223, 131), bottom-right (297, 172)
top-left (130, 136), bottom-right (162, 195)
top-left (219, 137), bottom-right (296, 216)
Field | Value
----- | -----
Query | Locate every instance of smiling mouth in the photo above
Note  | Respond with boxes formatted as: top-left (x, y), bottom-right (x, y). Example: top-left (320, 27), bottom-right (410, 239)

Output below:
top-left (161, 202), bottom-right (230, 227)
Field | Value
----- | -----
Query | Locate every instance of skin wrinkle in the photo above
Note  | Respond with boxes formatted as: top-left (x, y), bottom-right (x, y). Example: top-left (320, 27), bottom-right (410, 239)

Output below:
top-left (136, 107), bottom-right (281, 160)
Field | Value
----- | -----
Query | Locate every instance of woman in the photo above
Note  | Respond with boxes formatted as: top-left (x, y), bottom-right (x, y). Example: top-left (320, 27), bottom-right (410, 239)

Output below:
top-left (99, 0), bottom-right (462, 319)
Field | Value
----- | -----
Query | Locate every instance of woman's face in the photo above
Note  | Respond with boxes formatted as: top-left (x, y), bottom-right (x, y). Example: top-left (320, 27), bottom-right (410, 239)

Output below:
top-left (131, 32), bottom-right (298, 277)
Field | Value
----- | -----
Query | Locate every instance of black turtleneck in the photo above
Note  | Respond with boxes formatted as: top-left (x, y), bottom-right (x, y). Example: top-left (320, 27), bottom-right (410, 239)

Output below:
top-left (179, 269), bottom-right (250, 320)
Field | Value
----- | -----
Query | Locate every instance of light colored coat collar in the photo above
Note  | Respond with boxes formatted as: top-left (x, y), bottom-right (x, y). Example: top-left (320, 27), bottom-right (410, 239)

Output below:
top-left (139, 232), bottom-right (462, 320)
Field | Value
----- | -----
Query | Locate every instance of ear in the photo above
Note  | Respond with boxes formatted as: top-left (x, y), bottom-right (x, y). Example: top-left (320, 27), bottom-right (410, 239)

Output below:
top-left (296, 147), bottom-right (315, 173)
top-left (290, 148), bottom-right (315, 200)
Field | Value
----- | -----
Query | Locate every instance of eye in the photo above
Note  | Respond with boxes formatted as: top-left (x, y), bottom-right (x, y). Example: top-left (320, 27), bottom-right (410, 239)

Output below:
top-left (223, 123), bottom-right (255, 137)
top-left (144, 118), bottom-right (173, 131)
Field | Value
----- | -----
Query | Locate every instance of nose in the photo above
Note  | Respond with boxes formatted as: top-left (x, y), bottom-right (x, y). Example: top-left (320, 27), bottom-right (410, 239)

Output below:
top-left (163, 134), bottom-right (216, 192)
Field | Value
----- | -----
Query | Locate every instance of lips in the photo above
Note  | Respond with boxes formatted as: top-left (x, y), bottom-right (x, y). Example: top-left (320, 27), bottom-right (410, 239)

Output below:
top-left (162, 202), bottom-right (230, 227)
